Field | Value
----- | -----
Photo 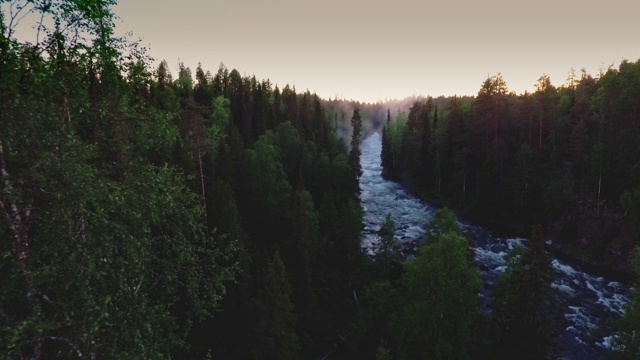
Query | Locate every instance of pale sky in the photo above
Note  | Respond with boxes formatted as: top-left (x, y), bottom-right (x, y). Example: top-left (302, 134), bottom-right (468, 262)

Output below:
top-left (9, 1), bottom-right (640, 103)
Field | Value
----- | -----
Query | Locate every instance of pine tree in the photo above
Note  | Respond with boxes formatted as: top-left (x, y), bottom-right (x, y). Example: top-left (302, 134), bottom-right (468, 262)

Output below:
top-left (348, 107), bottom-right (363, 176)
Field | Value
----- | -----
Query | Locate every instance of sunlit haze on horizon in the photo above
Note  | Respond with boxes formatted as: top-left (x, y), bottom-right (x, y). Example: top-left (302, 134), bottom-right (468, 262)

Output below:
top-left (11, 0), bottom-right (640, 103)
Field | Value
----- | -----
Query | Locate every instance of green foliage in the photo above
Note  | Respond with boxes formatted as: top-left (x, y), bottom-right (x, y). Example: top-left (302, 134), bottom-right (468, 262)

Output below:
top-left (206, 95), bottom-right (231, 156)
top-left (242, 131), bottom-right (293, 247)
top-left (284, 190), bottom-right (320, 337)
top-left (365, 208), bottom-right (482, 359)
top-left (17, 2), bottom-right (635, 359)
top-left (426, 207), bottom-right (461, 242)
top-left (392, 231), bottom-right (481, 360)
top-left (491, 225), bottom-right (558, 359)
top-left (621, 189), bottom-right (640, 241)
top-left (380, 62), bottom-right (640, 243)
top-left (1, 131), bottom-right (235, 357)
top-left (478, 74), bottom-right (509, 96)
top-left (0, 2), bottom-right (371, 357)
top-left (260, 251), bottom-right (300, 359)
top-left (354, 280), bottom-right (400, 358)
top-left (375, 342), bottom-right (393, 360)
top-left (614, 247), bottom-right (640, 358)
top-left (371, 215), bottom-right (402, 282)
top-left (348, 107), bottom-right (363, 182)
top-left (381, 111), bottom-right (408, 180)
top-left (375, 215), bottom-right (398, 257)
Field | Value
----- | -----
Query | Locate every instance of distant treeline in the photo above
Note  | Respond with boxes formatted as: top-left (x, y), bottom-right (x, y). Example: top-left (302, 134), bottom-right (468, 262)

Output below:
top-left (382, 65), bottom-right (640, 251)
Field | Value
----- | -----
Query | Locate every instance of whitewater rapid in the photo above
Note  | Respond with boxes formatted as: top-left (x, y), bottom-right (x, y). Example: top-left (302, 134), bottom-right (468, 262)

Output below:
top-left (359, 132), bottom-right (630, 359)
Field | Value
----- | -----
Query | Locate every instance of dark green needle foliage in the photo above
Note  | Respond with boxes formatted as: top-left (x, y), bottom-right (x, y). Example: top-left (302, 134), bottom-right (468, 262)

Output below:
top-left (491, 225), bottom-right (559, 360)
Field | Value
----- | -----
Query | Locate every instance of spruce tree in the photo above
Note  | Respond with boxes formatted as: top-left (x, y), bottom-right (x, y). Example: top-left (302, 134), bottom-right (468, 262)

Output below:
top-left (348, 108), bottom-right (363, 177)
top-left (348, 107), bottom-right (363, 195)
top-left (262, 251), bottom-right (300, 359)
top-left (381, 109), bottom-right (393, 178)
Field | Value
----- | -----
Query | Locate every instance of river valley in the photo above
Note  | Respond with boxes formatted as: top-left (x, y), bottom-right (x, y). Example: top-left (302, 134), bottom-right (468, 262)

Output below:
top-left (359, 132), bottom-right (631, 359)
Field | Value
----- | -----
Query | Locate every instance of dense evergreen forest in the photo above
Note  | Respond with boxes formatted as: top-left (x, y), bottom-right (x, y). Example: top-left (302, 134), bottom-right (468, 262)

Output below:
top-left (0, 2), bottom-right (367, 358)
top-left (381, 68), bottom-right (640, 274)
top-left (2, 1), bottom-right (640, 359)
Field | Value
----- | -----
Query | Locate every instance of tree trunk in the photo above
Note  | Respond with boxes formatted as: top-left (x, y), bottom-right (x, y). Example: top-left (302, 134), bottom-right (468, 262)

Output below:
top-left (197, 145), bottom-right (207, 222)
top-left (597, 171), bottom-right (602, 216)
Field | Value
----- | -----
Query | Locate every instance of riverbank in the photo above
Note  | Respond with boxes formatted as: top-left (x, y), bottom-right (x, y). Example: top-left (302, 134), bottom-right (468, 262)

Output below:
top-left (548, 207), bottom-right (636, 282)
top-left (545, 241), bottom-right (635, 283)
top-left (384, 173), bottom-right (636, 283)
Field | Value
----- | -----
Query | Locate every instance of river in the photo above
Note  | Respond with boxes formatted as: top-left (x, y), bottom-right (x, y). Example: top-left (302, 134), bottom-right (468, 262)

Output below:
top-left (359, 132), bottom-right (631, 359)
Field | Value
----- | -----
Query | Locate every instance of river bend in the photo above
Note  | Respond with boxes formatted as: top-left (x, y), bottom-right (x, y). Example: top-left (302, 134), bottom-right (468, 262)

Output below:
top-left (359, 132), bottom-right (630, 359)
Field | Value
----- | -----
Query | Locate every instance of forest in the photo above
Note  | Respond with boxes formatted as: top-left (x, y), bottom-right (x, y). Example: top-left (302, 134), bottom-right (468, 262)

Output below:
top-left (2, 1), bottom-right (640, 359)
top-left (380, 67), bottom-right (640, 275)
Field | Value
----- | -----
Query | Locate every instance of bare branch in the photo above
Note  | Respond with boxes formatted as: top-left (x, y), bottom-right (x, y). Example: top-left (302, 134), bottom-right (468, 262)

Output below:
top-left (35, 4), bottom-right (47, 47)
top-left (12, 3), bottom-right (35, 33)
top-left (0, 139), bottom-right (10, 186)
top-left (90, 340), bottom-right (97, 360)
top-left (45, 336), bottom-right (83, 358)
top-left (7, 0), bottom-right (36, 40)
top-left (31, 335), bottom-right (43, 360)
top-left (76, 213), bottom-right (86, 243)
